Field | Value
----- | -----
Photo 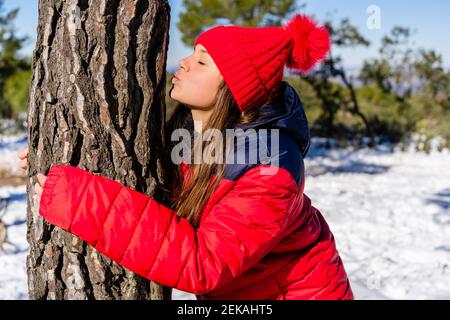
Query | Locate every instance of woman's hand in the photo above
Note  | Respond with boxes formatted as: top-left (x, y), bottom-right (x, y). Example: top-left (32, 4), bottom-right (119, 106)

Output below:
top-left (34, 173), bottom-right (47, 205)
top-left (18, 148), bottom-right (48, 205)
top-left (18, 148), bottom-right (28, 171)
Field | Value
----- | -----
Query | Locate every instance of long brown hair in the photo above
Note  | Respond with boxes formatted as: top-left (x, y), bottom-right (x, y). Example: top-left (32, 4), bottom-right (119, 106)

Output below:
top-left (164, 80), bottom-right (260, 227)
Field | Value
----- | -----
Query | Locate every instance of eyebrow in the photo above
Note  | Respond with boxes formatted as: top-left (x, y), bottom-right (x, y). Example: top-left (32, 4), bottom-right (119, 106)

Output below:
top-left (194, 46), bottom-right (209, 55)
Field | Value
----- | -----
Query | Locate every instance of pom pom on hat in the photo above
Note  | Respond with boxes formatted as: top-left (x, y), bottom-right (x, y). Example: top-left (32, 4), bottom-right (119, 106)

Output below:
top-left (283, 14), bottom-right (331, 73)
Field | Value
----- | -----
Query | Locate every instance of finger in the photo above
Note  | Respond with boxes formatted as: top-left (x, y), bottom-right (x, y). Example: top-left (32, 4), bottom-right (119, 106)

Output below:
top-left (34, 182), bottom-right (43, 195)
top-left (18, 149), bottom-right (25, 159)
top-left (33, 194), bottom-right (40, 206)
top-left (18, 148), bottom-right (28, 159)
top-left (34, 183), bottom-right (43, 198)
top-left (37, 174), bottom-right (47, 186)
top-left (19, 159), bottom-right (28, 170)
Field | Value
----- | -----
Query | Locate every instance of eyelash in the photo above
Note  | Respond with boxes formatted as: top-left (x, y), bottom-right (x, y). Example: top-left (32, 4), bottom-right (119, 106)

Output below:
top-left (191, 49), bottom-right (205, 65)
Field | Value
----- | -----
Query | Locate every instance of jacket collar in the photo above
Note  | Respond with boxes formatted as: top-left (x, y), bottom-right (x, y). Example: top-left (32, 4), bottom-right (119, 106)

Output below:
top-left (235, 81), bottom-right (311, 157)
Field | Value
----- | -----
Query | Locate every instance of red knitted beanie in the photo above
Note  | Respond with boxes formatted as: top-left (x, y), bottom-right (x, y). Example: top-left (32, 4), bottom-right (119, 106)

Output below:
top-left (194, 14), bottom-right (331, 112)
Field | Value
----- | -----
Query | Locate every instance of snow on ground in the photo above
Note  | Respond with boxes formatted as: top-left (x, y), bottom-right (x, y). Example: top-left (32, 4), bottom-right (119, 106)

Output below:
top-left (0, 133), bottom-right (29, 300)
top-left (0, 133), bottom-right (449, 300)
top-left (303, 140), bottom-right (450, 300)
top-left (0, 184), bottom-right (29, 300)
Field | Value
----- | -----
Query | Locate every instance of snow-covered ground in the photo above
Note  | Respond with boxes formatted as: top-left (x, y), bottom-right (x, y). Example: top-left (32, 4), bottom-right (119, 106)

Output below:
top-left (304, 139), bottom-right (450, 299)
top-left (0, 133), bottom-right (29, 300)
top-left (0, 133), bottom-right (449, 300)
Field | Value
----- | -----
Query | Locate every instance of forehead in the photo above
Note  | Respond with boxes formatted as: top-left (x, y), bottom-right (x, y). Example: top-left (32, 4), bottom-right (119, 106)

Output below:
top-left (195, 44), bottom-right (209, 55)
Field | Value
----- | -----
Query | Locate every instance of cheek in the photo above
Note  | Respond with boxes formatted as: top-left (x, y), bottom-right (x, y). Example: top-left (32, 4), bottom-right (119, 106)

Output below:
top-left (199, 76), bottom-right (221, 101)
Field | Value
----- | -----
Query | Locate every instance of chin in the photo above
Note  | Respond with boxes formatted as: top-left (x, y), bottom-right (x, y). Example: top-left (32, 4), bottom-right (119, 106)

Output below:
top-left (169, 88), bottom-right (179, 102)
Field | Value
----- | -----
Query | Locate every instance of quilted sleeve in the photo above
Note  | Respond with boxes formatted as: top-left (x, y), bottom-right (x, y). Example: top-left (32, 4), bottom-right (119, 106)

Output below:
top-left (38, 164), bottom-right (298, 294)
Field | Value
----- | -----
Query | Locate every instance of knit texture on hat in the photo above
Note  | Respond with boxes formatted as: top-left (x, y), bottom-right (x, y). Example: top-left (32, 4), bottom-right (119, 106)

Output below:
top-left (194, 14), bottom-right (330, 112)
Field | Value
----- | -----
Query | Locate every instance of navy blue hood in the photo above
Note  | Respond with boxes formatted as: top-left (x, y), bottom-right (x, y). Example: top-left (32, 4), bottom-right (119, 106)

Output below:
top-left (235, 81), bottom-right (311, 158)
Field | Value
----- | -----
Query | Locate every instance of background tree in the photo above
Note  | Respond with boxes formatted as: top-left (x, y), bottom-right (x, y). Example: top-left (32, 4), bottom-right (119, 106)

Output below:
top-left (302, 17), bottom-right (374, 146)
top-left (177, 0), bottom-right (301, 45)
top-left (415, 49), bottom-right (450, 101)
top-left (357, 26), bottom-right (450, 148)
top-left (0, 0), bottom-right (31, 118)
top-left (360, 26), bottom-right (414, 97)
top-left (27, 0), bottom-right (172, 300)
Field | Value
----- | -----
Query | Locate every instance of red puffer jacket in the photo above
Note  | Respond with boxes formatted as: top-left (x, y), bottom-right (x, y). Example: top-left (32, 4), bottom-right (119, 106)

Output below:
top-left (38, 81), bottom-right (353, 300)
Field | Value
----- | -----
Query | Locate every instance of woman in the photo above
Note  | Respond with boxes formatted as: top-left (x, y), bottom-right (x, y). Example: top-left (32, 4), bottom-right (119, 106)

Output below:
top-left (19, 14), bottom-right (353, 300)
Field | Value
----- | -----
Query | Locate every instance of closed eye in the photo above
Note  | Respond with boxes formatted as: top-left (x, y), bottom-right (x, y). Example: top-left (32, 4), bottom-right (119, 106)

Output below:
top-left (198, 61), bottom-right (206, 65)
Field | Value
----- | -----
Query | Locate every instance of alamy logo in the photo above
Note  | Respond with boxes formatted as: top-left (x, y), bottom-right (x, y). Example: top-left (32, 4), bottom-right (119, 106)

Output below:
top-left (367, 5), bottom-right (381, 30)
top-left (170, 121), bottom-right (280, 176)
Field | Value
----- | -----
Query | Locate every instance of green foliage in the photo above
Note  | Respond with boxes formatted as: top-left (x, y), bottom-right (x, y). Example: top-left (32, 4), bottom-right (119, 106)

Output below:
top-left (305, 16), bottom-right (378, 146)
top-left (356, 85), bottom-right (417, 143)
top-left (4, 68), bottom-right (31, 116)
top-left (325, 18), bottom-right (370, 48)
top-left (283, 76), bottom-right (450, 150)
top-left (177, 0), bottom-right (299, 45)
top-left (0, 0), bottom-right (31, 119)
top-left (284, 75), bottom-right (322, 124)
top-left (360, 59), bottom-right (393, 92)
top-left (408, 95), bottom-right (450, 150)
top-left (415, 49), bottom-right (450, 101)
top-left (353, 24), bottom-right (450, 149)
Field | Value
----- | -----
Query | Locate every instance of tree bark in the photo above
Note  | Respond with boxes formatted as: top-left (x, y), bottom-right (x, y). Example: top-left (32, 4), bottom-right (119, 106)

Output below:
top-left (26, 0), bottom-right (172, 300)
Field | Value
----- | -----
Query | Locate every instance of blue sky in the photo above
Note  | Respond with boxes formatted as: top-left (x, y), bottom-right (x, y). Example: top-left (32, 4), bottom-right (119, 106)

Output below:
top-left (5, 0), bottom-right (450, 70)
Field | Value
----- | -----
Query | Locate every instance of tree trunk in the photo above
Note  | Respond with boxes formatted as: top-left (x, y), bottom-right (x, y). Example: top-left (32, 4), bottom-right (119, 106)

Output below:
top-left (26, 0), bottom-right (172, 300)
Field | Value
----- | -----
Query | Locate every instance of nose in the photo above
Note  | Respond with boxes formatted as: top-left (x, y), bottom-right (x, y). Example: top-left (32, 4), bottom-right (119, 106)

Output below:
top-left (178, 56), bottom-right (190, 71)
